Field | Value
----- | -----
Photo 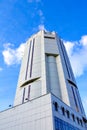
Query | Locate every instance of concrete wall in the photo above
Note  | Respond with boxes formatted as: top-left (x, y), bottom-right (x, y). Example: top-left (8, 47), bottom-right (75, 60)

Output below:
top-left (0, 94), bottom-right (53, 130)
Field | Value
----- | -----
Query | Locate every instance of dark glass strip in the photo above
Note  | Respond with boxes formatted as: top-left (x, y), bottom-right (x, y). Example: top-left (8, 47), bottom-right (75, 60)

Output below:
top-left (22, 88), bottom-right (25, 103)
top-left (62, 40), bottom-right (75, 81)
top-left (68, 79), bottom-right (77, 88)
top-left (44, 36), bottom-right (55, 39)
top-left (59, 40), bottom-right (71, 78)
top-left (71, 87), bottom-right (79, 112)
top-left (25, 41), bottom-right (32, 80)
top-left (28, 85), bottom-right (31, 100)
top-left (54, 116), bottom-right (80, 130)
top-left (76, 90), bottom-right (84, 113)
top-left (30, 38), bottom-right (35, 77)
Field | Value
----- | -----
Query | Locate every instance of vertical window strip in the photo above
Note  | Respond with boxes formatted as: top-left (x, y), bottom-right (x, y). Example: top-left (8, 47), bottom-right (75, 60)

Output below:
top-left (63, 41), bottom-right (74, 81)
top-left (25, 41), bottom-right (32, 80)
top-left (76, 90), bottom-right (84, 113)
top-left (59, 40), bottom-right (71, 78)
top-left (28, 85), bottom-right (31, 100)
top-left (64, 41), bottom-right (75, 81)
top-left (61, 41), bottom-right (71, 78)
top-left (22, 88), bottom-right (25, 103)
top-left (30, 38), bottom-right (35, 77)
top-left (71, 87), bottom-right (79, 112)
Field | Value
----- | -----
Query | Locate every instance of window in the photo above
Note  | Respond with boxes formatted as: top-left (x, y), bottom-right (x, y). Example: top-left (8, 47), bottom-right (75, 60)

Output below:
top-left (25, 40), bottom-right (32, 80)
top-left (61, 107), bottom-right (65, 115)
top-left (54, 102), bottom-right (58, 111)
top-left (54, 116), bottom-right (80, 130)
top-left (44, 36), bottom-right (55, 39)
top-left (72, 114), bottom-right (75, 122)
top-left (28, 85), bottom-right (31, 100)
top-left (59, 39), bottom-right (71, 78)
top-left (71, 87), bottom-right (79, 112)
top-left (77, 117), bottom-right (80, 124)
top-left (30, 38), bottom-right (35, 77)
top-left (66, 110), bottom-right (70, 118)
top-left (79, 119), bottom-right (83, 126)
top-left (22, 88), bottom-right (25, 103)
top-left (82, 117), bottom-right (87, 124)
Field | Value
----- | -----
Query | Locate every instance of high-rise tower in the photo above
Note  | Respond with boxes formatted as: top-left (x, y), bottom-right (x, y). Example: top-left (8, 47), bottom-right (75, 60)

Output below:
top-left (13, 30), bottom-right (86, 129)
top-left (14, 30), bottom-right (84, 114)
top-left (0, 30), bottom-right (86, 130)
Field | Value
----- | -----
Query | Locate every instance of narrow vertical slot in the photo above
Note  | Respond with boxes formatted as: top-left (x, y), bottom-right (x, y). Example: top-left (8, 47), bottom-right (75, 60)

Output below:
top-left (59, 39), bottom-right (71, 78)
top-left (28, 85), bottom-right (31, 100)
top-left (25, 41), bottom-right (32, 80)
top-left (30, 38), bottom-right (35, 77)
top-left (76, 90), bottom-right (84, 114)
top-left (71, 86), bottom-right (79, 112)
top-left (22, 88), bottom-right (25, 103)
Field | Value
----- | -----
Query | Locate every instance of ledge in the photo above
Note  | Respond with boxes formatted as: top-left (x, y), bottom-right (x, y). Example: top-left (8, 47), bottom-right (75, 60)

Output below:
top-left (20, 77), bottom-right (40, 87)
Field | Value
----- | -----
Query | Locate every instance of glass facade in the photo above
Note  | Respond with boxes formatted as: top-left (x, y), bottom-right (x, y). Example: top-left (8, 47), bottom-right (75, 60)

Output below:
top-left (54, 116), bottom-right (80, 130)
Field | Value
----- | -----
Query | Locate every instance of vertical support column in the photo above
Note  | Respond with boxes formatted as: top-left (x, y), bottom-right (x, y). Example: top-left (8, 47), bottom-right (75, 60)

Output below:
top-left (47, 55), bottom-right (61, 99)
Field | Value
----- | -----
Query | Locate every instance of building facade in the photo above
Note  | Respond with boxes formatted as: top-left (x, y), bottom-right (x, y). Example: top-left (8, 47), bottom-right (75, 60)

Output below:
top-left (0, 30), bottom-right (86, 130)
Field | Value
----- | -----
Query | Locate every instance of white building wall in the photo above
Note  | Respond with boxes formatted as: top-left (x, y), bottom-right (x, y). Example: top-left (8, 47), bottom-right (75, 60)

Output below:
top-left (0, 94), bottom-right (86, 130)
top-left (0, 94), bottom-right (53, 130)
top-left (14, 31), bottom-right (44, 106)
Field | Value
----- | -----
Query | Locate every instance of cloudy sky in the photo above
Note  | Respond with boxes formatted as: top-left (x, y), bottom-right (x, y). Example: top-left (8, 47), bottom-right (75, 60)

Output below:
top-left (0, 0), bottom-right (87, 115)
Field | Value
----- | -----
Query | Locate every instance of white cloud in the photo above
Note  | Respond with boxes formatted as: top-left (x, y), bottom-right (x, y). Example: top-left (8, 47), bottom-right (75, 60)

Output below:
top-left (3, 43), bottom-right (14, 48)
top-left (2, 43), bottom-right (25, 66)
top-left (0, 67), bottom-right (3, 71)
top-left (64, 41), bottom-right (74, 56)
top-left (80, 35), bottom-right (87, 46)
top-left (38, 24), bottom-right (46, 31)
top-left (64, 35), bottom-right (87, 77)
top-left (37, 9), bottom-right (45, 24)
top-left (28, 0), bottom-right (45, 26)
top-left (38, 10), bottom-right (43, 17)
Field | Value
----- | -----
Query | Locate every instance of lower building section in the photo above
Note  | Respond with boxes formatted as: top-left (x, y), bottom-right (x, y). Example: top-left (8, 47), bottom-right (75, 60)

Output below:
top-left (51, 94), bottom-right (87, 130)
top-left (0, 94), bottom-right (53, 130)
top-left (0, 93), bottom-right (86, 130)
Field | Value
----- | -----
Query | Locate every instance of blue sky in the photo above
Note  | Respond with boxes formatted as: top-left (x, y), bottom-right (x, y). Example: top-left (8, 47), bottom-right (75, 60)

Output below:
top-left (0, 0), bottom-right (87, 115)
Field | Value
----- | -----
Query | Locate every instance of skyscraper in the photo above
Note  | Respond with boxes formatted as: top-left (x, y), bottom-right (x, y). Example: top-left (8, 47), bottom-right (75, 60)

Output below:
top-left (0, 30), bottom-right (86, 130)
